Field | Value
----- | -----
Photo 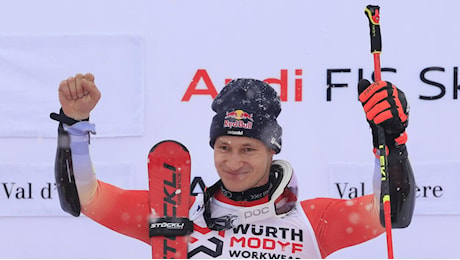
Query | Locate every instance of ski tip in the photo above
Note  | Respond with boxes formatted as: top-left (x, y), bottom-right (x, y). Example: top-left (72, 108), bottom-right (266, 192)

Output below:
top-left (149, 140), bottom-right (189, 153)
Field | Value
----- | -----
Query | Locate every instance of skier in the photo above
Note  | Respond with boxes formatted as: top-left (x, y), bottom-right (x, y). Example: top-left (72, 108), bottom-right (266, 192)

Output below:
top-left (51, 73), bottom-right (415, 258)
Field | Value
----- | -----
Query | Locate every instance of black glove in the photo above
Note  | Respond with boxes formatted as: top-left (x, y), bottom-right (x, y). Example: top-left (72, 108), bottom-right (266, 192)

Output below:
top-left (358, 79), bottom-right (409, 148)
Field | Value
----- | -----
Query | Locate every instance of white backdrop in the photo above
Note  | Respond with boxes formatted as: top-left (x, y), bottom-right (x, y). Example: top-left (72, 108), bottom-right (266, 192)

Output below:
top-left (0, 0), bottom-right (459, 258)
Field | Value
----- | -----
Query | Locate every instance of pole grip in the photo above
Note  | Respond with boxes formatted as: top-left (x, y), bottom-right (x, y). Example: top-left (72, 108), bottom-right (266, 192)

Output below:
top-left (364, 5), bottom-right (382, 54)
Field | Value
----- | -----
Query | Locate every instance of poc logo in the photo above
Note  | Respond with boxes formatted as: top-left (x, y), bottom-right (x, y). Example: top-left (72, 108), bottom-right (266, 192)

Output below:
top-left (243, 206), bottom-right (270, 220)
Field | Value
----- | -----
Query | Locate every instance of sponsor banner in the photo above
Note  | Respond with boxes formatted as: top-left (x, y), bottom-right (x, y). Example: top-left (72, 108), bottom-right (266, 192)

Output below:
top-left (0, 34), bottom-right (144, 138)
top-left (328, 161), bottom-right (460, 215)
top-left (0, 162), bottom-right (135, 216)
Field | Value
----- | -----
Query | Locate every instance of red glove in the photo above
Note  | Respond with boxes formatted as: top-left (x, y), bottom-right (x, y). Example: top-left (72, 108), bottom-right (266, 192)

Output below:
top-left (358, 79), bottom-right (409, 148)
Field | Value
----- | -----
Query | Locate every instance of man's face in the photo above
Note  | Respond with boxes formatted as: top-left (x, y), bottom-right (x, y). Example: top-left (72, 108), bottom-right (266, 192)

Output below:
top-left (213, 135), bottom-right (275, 192)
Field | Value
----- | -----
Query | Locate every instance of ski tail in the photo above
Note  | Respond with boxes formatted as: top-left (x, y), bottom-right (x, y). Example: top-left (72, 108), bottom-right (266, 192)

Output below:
top-left (54, 124), bottom-right (81, 217)
top-left (148, 140), bottom-right (193, 259)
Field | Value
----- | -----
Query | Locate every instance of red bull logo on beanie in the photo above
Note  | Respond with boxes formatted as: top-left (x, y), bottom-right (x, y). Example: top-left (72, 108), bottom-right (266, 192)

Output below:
top-left (224, 109), bottom-right (253, 130)
top-left (225, 109), bottom-right (254, 121)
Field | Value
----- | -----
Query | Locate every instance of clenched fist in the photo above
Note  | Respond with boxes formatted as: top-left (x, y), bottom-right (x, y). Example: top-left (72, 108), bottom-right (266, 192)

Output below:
top-left (58, 73), bottom-right (101, 120)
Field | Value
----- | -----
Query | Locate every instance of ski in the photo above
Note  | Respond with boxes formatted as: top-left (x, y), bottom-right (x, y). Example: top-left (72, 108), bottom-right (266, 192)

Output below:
top-left (148, 140), bottom-right (193, 259)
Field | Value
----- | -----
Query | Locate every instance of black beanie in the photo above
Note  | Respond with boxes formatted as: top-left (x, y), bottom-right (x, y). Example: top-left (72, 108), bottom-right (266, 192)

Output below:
top-left (209, 78), bottom-right (282, 153)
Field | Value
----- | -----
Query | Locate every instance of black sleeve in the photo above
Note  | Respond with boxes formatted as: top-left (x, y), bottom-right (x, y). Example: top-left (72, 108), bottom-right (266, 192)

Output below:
top-left (382, 143), bottom-right (416, 228)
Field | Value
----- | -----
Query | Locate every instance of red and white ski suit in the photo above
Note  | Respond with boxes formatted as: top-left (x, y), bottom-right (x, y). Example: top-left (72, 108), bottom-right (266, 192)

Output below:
top-left (82, 180), bottom-right (383, 258)
top-left (67, 122), bottom-right (384, 258)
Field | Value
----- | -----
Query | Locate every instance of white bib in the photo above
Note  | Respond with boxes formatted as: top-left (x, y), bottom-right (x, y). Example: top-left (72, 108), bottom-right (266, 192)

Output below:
top-left (187, 194), bottom-right (322, 259)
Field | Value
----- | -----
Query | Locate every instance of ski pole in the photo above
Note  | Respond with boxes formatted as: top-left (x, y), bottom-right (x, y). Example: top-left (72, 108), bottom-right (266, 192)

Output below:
top-left (364, 5), bottom-right (394, 259)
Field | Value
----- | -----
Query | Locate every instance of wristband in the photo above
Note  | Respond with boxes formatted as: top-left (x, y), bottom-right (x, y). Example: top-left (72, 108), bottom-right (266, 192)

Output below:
top-left (50, 108), bottom-right (89, 126)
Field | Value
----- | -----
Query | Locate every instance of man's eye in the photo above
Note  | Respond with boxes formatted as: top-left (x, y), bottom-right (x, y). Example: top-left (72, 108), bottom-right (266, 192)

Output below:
top-left (218, 145), bottom-right (229, 151)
